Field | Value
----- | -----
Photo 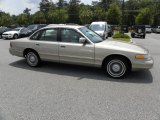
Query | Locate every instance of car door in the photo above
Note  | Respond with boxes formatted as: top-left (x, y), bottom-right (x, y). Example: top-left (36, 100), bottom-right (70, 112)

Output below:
top-left (30, 28), bottom-right (59, 62)
top-left (59, 28), bottom-right (94, 66)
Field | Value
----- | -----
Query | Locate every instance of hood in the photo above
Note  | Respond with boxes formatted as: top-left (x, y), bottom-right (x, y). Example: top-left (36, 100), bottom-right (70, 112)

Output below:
top-left (3, 31), bottom-right (19, 34)
top-left (95, 31), bottom-right (104, 36)
top-left (96, 40), bottom-right (148, 54)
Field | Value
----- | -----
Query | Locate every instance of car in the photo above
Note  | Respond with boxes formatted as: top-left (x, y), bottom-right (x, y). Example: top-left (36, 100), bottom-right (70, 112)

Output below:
top-left (0, 27), bottom-right (13, 39)
top-left (122, 25), bottom-right (129, 33)
top-left (19, 24), bottom-right (47, 38)
top-left (131, 25), bottom-right (146, 39)
top-left (2, 27), bottom-right (24, 39)
top-left (90, 21), bottom-right (109, 39)
top-left (9, 25), bottom-right (154, 78)
top-left (108, 24), bottom-right (114, 37)
top-left (84, 24), bottom-right (90, 29)
top-left (156, 26), bottom-right (160, 33)
top-left (145, 25), bottom-right (152, 33)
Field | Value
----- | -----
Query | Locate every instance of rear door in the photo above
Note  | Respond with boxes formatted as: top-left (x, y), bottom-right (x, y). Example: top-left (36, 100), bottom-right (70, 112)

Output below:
top-left (30, 28), bottom-right (59, 62)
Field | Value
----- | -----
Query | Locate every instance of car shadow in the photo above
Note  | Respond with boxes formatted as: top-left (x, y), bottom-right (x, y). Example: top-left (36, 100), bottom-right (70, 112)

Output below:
top-left (9, 59), bottom-right (153, 84)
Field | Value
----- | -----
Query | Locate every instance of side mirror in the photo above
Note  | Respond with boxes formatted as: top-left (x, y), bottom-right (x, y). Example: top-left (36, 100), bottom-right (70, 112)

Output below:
top-left (79, 37), bottom-right (86, 44)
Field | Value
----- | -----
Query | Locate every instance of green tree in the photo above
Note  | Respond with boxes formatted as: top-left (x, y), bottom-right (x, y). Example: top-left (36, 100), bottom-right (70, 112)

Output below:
top-left (39, 0), bottom-right (55, 23)
top-left (32, 11), bottom-right (46, 24)
top-left (16, 13), bottom-right (28, 25)
top-left (152, 0), bottom-right (160, 25)
top-left (124, 0), bottom-right (139, 25)
top-left (79, 7), bottom-right (93, 24)
top-left (67, 2), bottom-right (80, 23)
top-left (57, 0), bottom-right (64, 7)
top-left (0, 12), bottom-right (12, 26)
top-left (93, 6), bottom-right (106, 21)
top-left (136, 7), bottom-right (153, 25)
top-left (48, 9), bottom-right (68, 24)
top-left (107, 3), bottom-right (121, 25)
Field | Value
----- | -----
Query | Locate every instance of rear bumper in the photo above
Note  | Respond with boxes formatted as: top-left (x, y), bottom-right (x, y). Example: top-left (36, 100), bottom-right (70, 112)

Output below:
top-left (9, 48), bottom-right (23, 57)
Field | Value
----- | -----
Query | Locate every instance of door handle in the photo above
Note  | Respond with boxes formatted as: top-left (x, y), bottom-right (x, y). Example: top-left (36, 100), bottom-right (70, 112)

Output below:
top-left (35, 43), bottom-right (39, 46)
top-left (60, 46), bottom-right (66, 48)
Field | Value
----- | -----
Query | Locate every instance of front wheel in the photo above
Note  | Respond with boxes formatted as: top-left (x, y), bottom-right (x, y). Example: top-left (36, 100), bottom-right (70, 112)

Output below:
top-left (14, 34), bottom-right (18, 39)
top-left (131, 33), bottom-right (135, 38)
top-left (104, 58), bottom-right (129, 78)
top-left (26, 51), bottom-right (40, 67)
top-left (143, 35), bottom-right (145, 39)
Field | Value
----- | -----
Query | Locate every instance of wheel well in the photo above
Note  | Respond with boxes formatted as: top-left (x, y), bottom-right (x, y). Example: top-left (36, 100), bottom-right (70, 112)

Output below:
top-left (23, 48), bottom-right (39, 57)
top-left (102, 54), bottom-right (132, 70)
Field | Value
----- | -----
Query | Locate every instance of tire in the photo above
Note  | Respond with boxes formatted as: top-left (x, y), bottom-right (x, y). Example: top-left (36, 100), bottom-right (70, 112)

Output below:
top-left (13, 34), bottom-right (18, 39)
top-left (104, 57), bottom-right (130, 78)
top-left (0, 35), bottom-right (2, 39)
top-left (26, 51), bottom-right (41, 67)
top-left (142, 35), bottom-right (145, 39)
top-left (131, 33), bottom-right (135, 38)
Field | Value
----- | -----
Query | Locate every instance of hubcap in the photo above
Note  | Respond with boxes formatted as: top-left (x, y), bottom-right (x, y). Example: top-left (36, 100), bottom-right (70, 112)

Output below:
top-left (14, 35), bottom-right (18, 39)
top-left (112, 64), bottom-right (121, 72)
top-left (27, 52), bottom-right (38, 66)
top-left (29, 55), bottom-right (36, 63)
top-left (107, 60), bottom-right (126, 78)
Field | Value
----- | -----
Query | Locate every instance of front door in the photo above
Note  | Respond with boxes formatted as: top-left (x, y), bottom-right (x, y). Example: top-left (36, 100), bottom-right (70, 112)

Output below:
top-left (59, 28), bottom-right (94, 66)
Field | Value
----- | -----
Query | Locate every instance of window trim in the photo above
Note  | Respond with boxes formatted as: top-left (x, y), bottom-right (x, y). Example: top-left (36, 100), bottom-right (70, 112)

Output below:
top-left (59, 28), bottom-right (90, 44)
top-left (30, 28), bottom-right (59, 42)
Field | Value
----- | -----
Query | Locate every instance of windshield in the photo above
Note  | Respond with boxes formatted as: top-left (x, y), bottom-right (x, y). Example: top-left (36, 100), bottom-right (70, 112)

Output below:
top-left (27, 25), bottom-right (37, 30)
top-left (20, 28), bottom-right (28, 33)
top-left (79, 27), bottom-right (103, 43)
top-left (90, 24), bottom-right (105, 31)
top-left (12, 28), bottom-right (21, 31)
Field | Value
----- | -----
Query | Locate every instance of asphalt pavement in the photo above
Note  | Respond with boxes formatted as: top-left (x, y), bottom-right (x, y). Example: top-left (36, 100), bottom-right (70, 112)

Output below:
top-left (0, 33), bottom-right (160, 120)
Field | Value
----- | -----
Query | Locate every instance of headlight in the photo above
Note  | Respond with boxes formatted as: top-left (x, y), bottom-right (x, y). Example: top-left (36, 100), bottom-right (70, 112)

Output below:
top-left (135, 54), bottom-right (151, 60)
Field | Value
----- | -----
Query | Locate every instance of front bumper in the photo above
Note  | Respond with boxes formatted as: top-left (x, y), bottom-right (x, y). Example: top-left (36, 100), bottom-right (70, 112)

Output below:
top-left (2, 34), bottom-right (14, 39)
top-left (132, 58), bottom-right (154, 71)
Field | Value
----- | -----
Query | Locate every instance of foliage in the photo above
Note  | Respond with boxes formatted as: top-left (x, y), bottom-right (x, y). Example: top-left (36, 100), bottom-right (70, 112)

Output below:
top-left (112, 33), bottom-right (131, 42)
top-left (113, 33), bottom-right (131, 39)
top-left (48, 9), bottom-right (68, 24)
top-left (0, 12), bottom-right (12, 26)
top-left (93, 6), bottom-right (106, 21)
top-left (135, 8), bottom-right (153, 25)
top-left (67, 3), bottom-right (80, 24)
top-left (79, 7), bottom-right (93, 24)
top-left (107, 3), bottom-right (121, 25)
top-left (16, 14), bottom-right (29, 25)
top-left (32, 11), bottom-right (46, 24)
top-left (0, 0), bottom-right (160, 26)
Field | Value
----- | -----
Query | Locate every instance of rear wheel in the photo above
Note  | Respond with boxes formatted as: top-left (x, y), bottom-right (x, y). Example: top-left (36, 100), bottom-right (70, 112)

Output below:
top-left (104, 57), bottom-right (130, 78)
top-left (26, 51), bottom-right (40, 67)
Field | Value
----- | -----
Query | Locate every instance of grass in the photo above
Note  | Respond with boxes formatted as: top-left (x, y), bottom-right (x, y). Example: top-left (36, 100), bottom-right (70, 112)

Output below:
top-left (112, 32), bottom-right (131, 43)
top-left (113, 38), bottom-right (131, 43)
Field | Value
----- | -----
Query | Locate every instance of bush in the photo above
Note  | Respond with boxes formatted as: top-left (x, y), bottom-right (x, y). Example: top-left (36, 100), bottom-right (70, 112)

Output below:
top-left (112, 33), bottom-right (131, 39)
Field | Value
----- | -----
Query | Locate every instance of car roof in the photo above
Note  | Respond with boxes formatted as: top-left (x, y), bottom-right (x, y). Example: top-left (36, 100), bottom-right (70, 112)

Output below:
top-left (91, 21), bottom-right (107, 24)
top-left (46, 24), bottom-right (83, 29)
